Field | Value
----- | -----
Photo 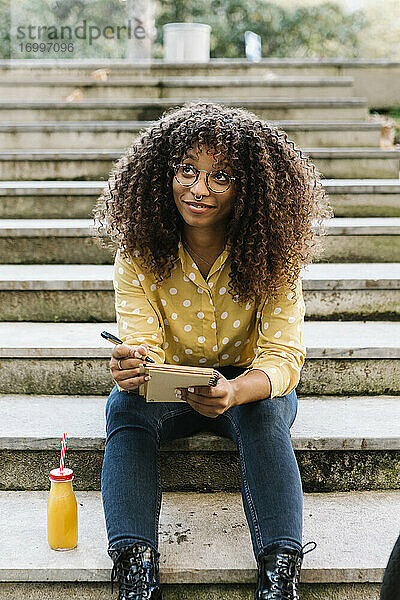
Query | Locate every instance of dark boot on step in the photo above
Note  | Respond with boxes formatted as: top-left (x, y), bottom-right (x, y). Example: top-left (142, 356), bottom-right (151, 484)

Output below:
top-left (109, 542), bottom-right (163, 599)
top-left (255, 541), bottom-right (316, 600)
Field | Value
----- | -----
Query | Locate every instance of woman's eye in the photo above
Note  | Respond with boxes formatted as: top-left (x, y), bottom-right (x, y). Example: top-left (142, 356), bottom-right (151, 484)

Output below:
top-left (182, 164), bottom-right (195, 174)
top-left (214, 171), bottom-right (229, 182)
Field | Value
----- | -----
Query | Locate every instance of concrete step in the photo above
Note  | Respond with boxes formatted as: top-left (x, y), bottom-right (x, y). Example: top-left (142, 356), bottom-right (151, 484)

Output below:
top-left (0, 98), bottom-right (368, 122)
top-left (0, 180), bottom-right (100, 219)
top-left (1, 263), bottom-right (399, 321)
top-left (309, 148), bottom-right (400, 179)
top-left (1, 58), bottom-right (286, 81)
top-left (0, 120), bottom-right (382, 150)
top-left (324, 179), bottom-right (400, 217)
top-left (0, 57), bottom-right (354, 79)
top-left (0, 489), bottom-right (396, 599)
top-left (1, 179), bottom-right (399, 219)
top-left (0, 56), bottom-right (395, 78)
top-left (0, 321), bottom-right (398, 396)
top-left (0, 148), bottom-right (397, 180)
top-left (0, 75), bottom-right (355, 101)
top-left (321, 217), bottom-right (400, 262)
top-left (1, 218), bottom-right (399, 264)
top-left (1, 394), bottom-right (399, 492)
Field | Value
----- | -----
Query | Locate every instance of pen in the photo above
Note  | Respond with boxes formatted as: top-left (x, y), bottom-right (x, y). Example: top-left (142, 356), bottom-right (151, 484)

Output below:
top-left (100, 331), bottom-right (156, 363)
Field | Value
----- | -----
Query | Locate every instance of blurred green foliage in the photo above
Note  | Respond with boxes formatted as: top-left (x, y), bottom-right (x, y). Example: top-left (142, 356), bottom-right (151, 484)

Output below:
top-left (0, 0), bottom-right (10, 59)
top-left (153, 0), bottom-right (367, 59)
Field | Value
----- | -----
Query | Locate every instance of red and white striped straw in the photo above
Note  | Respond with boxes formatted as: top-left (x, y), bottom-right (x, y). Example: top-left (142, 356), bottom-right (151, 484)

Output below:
top-left (59, 433), bottom-right (67, 473)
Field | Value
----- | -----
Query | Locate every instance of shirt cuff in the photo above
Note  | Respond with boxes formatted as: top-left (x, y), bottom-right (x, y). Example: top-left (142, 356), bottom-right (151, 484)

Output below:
top-left (236, 362), bottom-right (297, 399)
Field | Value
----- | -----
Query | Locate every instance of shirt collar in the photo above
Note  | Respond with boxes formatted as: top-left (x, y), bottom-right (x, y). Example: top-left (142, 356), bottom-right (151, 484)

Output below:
top-left (177, 235), bottom-right (230, 283)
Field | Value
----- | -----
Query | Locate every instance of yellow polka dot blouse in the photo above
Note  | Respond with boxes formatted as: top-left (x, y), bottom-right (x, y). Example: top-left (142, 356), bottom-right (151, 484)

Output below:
top-left (113, 239), bottom-right (306, 399)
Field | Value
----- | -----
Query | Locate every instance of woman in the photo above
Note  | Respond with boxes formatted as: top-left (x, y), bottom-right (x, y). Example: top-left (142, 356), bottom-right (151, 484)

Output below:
top-left (94, 100), bottom-right (332, 600)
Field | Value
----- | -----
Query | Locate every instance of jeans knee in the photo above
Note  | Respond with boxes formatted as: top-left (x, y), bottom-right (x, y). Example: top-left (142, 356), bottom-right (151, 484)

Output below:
top-left (254, 401), bottom-right (285, 430)
top-left (105, 385), bottom-right (145, 429)
top-left (235, 392), bottom-right (297, 433)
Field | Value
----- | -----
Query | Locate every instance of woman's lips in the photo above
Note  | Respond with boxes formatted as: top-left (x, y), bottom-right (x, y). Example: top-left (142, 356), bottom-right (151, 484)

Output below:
top-left (183, 201), bottom-right (215, 213)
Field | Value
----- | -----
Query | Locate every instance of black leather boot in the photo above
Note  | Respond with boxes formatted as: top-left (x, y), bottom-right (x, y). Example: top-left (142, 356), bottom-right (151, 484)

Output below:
top-left (381, 533), bottom-right (400, 599)
top-left (109, 542), bottom-right (163, 599)
top-left (255, 541), bottom-right (316, 599)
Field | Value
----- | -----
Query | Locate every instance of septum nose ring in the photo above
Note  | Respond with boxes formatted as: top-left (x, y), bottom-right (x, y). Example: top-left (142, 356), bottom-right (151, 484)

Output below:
top-left (194, 194), bottom-right (203, 200)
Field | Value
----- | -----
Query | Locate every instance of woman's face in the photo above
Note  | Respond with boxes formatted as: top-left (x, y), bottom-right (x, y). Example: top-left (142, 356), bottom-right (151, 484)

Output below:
top-left (172, 144), bottom-right (236, 231)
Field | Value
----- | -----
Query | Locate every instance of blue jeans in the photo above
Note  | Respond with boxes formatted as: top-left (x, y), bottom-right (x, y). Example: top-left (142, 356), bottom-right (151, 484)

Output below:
top-left (101, 365), bottom-right (303, 562)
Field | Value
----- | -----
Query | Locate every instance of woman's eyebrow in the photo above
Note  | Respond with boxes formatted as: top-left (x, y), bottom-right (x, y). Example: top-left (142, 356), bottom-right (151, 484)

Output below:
top-left (183, 155), bottom-right (232, 171)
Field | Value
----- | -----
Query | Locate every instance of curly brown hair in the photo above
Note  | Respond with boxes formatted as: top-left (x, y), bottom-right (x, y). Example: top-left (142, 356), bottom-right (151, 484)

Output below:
top-left (93, 100), bottom-right (333, 305)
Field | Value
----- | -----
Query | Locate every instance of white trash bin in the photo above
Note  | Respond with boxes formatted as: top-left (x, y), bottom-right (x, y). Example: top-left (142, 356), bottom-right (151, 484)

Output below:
top-left (163, 23), bottom-right (211, 63)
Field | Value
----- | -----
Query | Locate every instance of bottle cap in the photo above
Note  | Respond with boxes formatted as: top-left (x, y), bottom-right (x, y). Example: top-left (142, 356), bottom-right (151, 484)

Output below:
top-left (49, 467), bottom-right (74, 482)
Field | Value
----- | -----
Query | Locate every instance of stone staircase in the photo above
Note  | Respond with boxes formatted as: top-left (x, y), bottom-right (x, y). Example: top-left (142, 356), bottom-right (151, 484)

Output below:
top-left (0, 59), bottom-right (399, 600)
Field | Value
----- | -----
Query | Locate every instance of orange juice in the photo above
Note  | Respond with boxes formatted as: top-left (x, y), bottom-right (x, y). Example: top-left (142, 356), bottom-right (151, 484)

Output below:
top-left (47, 467), bottom-right (78, 551)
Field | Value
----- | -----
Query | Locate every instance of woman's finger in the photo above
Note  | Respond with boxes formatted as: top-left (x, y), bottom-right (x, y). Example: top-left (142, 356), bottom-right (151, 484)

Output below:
top-left (111, 357), bottom-right (144, 371)
top-left (116, 375), bottom-right (150, 391)
top-left (116, 369), bottom-right (144, 382)
top-left (112, 343), bottom-right (138, 359)
top-left (186, 395), bottom-right (217, 406)
top-left (179, 388), bottom-right (219, 407)
top-left (110, 343), bottom-right (149, 372)
top-left (184, 396), bottom-right (220, 418)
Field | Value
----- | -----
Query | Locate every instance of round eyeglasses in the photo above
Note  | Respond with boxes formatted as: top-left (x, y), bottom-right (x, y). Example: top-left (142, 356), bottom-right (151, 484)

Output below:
top-left (173, 163), bottom-right (236, 193)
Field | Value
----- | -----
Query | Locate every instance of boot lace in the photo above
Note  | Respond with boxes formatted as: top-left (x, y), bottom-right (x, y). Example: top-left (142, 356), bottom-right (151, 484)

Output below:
top-left (262, 541), bottom-right (317, 600)
top-left (110, 543), bottom-right (157, 599)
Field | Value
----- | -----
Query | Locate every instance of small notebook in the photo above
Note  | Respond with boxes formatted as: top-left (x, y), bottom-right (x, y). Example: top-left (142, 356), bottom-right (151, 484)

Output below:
top-left (138, 363), bottom-right (220, 402)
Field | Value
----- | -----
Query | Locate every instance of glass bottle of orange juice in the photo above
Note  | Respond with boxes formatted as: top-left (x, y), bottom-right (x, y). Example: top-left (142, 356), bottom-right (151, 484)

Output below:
top-left (47, 467), bottom-right (78, 551)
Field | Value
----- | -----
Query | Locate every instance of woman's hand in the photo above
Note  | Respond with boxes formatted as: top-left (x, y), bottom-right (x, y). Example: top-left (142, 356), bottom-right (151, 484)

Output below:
top-left (175, 373), bottom-right (236, 418)
top-left (109, 342), bottom-right (150, 392)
